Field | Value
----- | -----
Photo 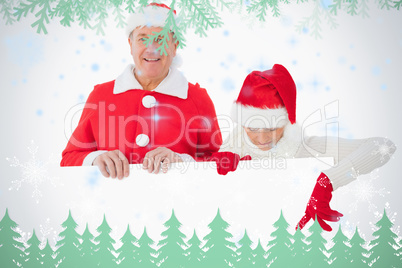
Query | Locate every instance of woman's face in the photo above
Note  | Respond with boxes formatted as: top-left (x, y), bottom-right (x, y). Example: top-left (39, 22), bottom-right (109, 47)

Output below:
top-left (244, 127), bottom-right (285, 151)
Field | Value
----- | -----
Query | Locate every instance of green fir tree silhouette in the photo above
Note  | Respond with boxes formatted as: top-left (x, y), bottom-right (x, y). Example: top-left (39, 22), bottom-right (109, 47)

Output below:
top-left (0, 208), bottom-right (26, 267)
top-left (265, 210), bottom-right (293, 268)
top-left (157, 209), bottom-right (187, 268)
top-left (116, 224), bottom-right (139, 268)
top-left (55, 210), bottom-right (82, 268)
top-left (41, 239), bottom-right (56, 268)
top-left (236, 229), bottom-right (254, 267)
top-left (253, 239), bottom-right (268, 268)
top-left (348, 227), bottom-right (369, 268)
top-left (80, 223), bottom-right (97, 267)
top-left (327, 225), bottom-right (351, 266)
top-left (136, 227), bottom-right (157, 268)
top-left (94, 214), bottom-right (118, 267)
top-left (369, 209), bottom-right (400, 267)
top-left (202, 209), bottom-right (237, 267)
top-left (291, 224), bottom-right (309, 268)
top-left (24, 229), bottom-right (42, 267)
top-left (304, 217), bottom-right (330, 267)
top-left (186, 229), bottom-right (204, 268)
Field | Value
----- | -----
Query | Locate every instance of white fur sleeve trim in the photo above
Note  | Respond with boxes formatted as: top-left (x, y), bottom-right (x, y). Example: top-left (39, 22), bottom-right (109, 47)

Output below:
top-left (231, 102), bottom-right (289, 128)
top-left (82, 150), bottom-right (108, 166)
top-left (177, 153), bottom-right (195, 162)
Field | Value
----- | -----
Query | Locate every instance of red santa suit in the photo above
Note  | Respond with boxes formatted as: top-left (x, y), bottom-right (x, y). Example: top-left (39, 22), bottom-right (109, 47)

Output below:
top-left (61, 64), bottom-right (222, 166)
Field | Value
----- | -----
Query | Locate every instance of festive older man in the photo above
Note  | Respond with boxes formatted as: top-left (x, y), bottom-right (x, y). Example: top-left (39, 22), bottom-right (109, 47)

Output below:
top-left (61, 3), bottom-right (222, 178)
top-left (215, 64), bottom-right (396, 231)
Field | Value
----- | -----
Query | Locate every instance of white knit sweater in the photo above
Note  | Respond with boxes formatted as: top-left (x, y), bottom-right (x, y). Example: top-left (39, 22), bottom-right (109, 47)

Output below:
top-left (219, 123), bottom-right (396, 191)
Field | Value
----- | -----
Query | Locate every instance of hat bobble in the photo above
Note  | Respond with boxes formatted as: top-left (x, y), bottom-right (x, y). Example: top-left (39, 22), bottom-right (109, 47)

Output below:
top-left (231, 64), bottom-right (297, 129)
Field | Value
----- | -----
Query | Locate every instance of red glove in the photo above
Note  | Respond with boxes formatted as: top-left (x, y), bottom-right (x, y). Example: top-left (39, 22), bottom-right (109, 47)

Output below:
top-left (211, 152), bottom-right (251, 175)
top-left (297, 172), bottom-right (343, 232)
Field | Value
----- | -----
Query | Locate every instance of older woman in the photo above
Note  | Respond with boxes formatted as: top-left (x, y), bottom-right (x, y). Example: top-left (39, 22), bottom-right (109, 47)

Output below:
top-left (216, 64), bottom-right (396, 231)
top-left (61, 3), bottom-right (222, 178)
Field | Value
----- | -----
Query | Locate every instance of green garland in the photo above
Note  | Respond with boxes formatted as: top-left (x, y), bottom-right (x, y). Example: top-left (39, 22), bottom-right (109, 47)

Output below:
top-left (1, 0), bottom-right (402, 53)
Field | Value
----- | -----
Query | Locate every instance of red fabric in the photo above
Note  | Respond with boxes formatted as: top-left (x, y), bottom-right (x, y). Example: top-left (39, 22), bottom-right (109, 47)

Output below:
top-left (148, 2), bottom-right (177, 14)
top-left (235, 64), bottom-right (297, 124)
top-left (210, 152), bottom-right (252, 175)
top-left (61, 81), bottom-right (222, 166)
top-left (297, 173), bottom-right (343, 232)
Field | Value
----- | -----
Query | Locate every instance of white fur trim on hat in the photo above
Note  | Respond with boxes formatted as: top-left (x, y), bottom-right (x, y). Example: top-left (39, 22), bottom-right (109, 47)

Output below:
top-left (231, 102), bottom-right (289, 128)
top-left (126, 5), bottom-right (178, 37)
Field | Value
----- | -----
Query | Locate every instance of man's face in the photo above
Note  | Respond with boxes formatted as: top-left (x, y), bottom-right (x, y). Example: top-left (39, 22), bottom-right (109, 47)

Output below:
top-left (129, 26), bottom-right (178, 84)
top-left (244, 127), bottom-right (285, 151)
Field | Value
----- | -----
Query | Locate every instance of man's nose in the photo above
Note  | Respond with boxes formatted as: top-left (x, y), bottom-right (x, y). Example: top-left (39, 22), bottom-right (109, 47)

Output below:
top-left (257, 131), bottom-right (271, 143)
top-left (146, 41), bottom-right (159, 51)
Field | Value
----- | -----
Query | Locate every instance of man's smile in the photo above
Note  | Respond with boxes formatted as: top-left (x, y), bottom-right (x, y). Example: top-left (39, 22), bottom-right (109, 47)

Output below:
top-left (144, 58), bottom-right (160, 62)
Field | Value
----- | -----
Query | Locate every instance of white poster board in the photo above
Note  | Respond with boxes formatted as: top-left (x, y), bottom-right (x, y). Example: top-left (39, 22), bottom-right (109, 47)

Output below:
top-left (1, 157), bottom-right (393, 248)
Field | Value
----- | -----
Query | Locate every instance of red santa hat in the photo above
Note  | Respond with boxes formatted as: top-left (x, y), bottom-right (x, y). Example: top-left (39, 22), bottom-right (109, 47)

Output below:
top-left (231, 64), bottom-right (297, 128)
top-left (126, 3), bottom-right (178, 37)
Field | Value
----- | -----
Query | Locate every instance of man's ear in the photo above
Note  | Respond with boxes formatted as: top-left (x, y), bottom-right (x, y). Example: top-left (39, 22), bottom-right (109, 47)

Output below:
top-left (173, 41), bottom-right (179, 57)
top-left (170, 31), bottom-right (179, 51)
top-left (171, 37), bottom-right (179, 57)
top-left (128, 37), bottom-right (133, 55)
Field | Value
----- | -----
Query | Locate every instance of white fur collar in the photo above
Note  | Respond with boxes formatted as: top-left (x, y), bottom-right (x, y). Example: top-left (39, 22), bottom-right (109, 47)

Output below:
top-left (113, 64), bottom-right (189, 99)
top-left (220, 123), bottom-right (302, 159)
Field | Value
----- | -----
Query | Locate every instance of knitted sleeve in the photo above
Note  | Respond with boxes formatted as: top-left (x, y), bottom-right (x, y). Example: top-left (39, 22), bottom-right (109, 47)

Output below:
top-left (296, 136), bottom-right (396, 190)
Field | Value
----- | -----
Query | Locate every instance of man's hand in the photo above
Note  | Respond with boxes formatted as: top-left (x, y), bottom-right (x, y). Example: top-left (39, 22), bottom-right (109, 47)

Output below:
top-left (297, 173), bottom-right (343, 232)
top-left (93, 150), bottom-right (130, 180)
top-left (142, 147), bottom-right (183, 174)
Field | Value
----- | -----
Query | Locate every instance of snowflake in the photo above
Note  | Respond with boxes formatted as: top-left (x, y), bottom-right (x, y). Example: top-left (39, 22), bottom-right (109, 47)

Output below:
top-left (343, 170), bottom-right (389, 213)
top-left (371, 138), bottom-right (396, 163)
top-left (66, 185), bottom-right (108, 226)
top-left (6, 140), bottom-right (59, 203)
